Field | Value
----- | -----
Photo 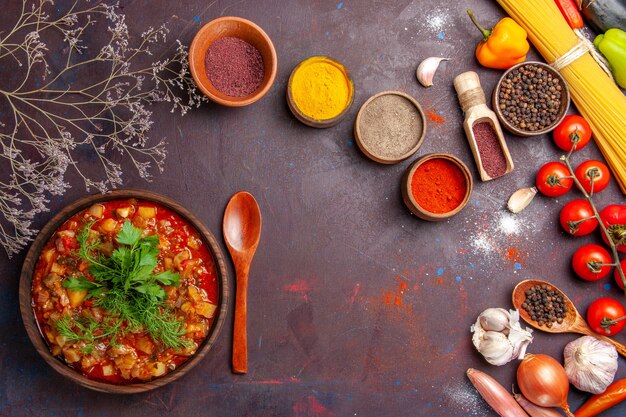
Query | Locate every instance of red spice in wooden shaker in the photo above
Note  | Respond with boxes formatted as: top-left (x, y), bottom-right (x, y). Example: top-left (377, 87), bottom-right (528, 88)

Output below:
top-left (472, 122), bottom-right (507, 178)
top-left (204, 37), bottom-right (264, 97)
top-left (411, 158), bottom-right (467, 213)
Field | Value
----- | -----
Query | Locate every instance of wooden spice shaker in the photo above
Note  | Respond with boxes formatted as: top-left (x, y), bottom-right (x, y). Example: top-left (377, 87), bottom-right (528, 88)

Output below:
top-left (453, 71), bottom-right (514, 181)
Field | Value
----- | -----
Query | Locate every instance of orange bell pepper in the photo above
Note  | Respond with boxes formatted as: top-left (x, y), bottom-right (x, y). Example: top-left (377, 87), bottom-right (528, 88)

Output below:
top-left (467, 10), bottom-right (530, 70)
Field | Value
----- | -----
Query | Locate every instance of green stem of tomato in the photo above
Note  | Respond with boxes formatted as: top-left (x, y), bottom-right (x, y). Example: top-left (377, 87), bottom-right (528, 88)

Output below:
top-left (573, 216), bottom-right (598, 226)
top-left (601, 314), bottom-right (626, 332)
top-left (587, 261), bottom-right (617, 273)
top-left (569, 130), bottom-right (581, 148)
top-left (561, 155), bottom-right (626, 297)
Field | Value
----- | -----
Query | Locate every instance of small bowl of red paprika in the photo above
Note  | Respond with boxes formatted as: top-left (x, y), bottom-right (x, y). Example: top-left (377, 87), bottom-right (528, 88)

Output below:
top-left (402, 153), bottom-right (473, 221)
top-left (189, 16), bottom-right (277, 107)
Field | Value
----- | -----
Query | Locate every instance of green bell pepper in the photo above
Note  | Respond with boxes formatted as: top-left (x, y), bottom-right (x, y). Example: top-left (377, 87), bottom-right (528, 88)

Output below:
top-left (594, 28), bottom-right (626, 89)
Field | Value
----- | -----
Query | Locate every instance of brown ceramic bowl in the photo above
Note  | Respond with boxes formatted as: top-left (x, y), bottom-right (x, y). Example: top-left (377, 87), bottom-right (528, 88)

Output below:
top-left (19, 189), bottom-right (229, 393)
top-left (492, 61), bottom-right (570, 137)
top-left (189, 16), bottom-right (277, 107)
top-left (354, 91), bottom-right (426, 164)
top-left (402, 153), bottom-right (473, 221)
top-left (286, 56), bottom-right (354, 128)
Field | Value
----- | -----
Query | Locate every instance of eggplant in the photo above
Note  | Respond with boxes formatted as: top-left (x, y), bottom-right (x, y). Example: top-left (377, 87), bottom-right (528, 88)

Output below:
top-left (580, 0), bottom-right (626, 33)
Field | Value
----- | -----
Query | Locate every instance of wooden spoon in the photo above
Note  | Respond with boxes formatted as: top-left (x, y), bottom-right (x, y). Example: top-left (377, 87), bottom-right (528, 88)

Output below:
top-left (223, 192), bottom-right (262, 374)
top-left (512, 279), bottom-right (626, 357)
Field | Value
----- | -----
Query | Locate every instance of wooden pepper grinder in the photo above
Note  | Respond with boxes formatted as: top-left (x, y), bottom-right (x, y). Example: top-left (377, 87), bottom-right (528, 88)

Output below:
top-left (453, 71), bottom-right (514, 181)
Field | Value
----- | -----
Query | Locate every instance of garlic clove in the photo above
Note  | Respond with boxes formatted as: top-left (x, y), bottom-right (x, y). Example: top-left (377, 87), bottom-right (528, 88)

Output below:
top-left (478, 308), bottom-right (511, 332)
top-left (507, 187), bottom-right (537, 213)
top-left (416, 57), bottom-right (450, 87)
top-left (507, 310), bottom-right (533, 359)
top-left (478, 331), bottom-right (515, 366)
top-left (508, 327), bottom-right (534, 359)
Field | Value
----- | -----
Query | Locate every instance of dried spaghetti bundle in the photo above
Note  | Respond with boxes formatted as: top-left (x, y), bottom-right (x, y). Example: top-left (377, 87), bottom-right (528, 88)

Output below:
top-left (496, 0), bottom-right (626, 193)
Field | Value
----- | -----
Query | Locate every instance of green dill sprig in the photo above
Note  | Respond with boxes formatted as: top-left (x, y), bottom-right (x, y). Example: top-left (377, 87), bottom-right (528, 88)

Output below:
top-left (56, 315), bottom-right (122, 354)
top-left (59, 220), bottom-right (189, 349)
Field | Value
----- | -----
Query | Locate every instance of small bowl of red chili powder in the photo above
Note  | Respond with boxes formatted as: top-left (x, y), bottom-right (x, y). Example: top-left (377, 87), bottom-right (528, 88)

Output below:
top-left (402, 153), bottom-right (473, 221)
top-left (189, 16), bottom-right (277, 107)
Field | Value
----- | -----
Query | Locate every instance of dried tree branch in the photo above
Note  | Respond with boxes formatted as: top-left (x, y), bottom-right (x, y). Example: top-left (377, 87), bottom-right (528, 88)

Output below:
top-left (0, 0), bottom-right (208, 257)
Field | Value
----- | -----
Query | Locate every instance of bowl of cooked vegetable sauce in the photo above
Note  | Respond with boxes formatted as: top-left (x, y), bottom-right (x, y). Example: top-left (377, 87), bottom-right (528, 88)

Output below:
top-left (19, 190), bottom-right (229, 393)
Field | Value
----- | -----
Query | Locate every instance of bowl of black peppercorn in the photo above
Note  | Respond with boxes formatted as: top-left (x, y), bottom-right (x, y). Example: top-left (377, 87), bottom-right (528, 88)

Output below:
top-left (493, 62), bottom-right (570, 137)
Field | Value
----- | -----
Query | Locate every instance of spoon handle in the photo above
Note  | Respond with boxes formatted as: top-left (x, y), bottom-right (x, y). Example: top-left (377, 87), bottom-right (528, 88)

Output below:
top-left (232, 266), bottom-right (249, 374)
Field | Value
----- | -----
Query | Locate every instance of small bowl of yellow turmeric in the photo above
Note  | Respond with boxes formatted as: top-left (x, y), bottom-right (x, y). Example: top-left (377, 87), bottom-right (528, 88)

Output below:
top-left (287, 56), bottom-right (354, 128)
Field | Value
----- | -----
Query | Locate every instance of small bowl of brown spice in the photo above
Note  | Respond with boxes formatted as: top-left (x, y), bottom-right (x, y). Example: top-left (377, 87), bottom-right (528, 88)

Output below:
top-left (493, 62), bottom-right (569, 137)
top-left (354, 91), bottom-right (426, 164)
top-left (189, 16), bottom-right (278, 107)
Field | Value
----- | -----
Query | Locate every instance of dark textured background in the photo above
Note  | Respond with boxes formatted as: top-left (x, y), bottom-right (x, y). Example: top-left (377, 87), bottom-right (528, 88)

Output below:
top-left (1, 0), bottom-right (625, 416)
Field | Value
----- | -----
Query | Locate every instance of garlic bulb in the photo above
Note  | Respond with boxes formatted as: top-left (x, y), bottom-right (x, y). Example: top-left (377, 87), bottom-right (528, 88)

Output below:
top-left (564, 336), bottom-right (617, 394)
top-left (471, 308), bottom-right (533, 366)
top-left (416, 57), bottom-right (449, 87)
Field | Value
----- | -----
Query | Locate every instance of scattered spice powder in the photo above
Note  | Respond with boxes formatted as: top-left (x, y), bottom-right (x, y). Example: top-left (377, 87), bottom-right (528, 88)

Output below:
top-left (427, 110), bottom-right (445, 123)
top-left (204, 37), bottom-right (264, 97)
top-left (411, 158), bottom-right (467, 213)
top-left (378, 278), bottom-right (413, 318)
top-left (358, 94), bottom-right (424, 160)
top-left (505, 247), bottom-right (523, 262)
top-left (472, 121), bottom-right (507, 178)
top-left (381, 280), bottom-right (407, 306)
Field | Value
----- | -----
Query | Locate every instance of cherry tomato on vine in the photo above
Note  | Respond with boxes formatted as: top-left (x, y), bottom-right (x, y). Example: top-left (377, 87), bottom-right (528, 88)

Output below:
top-left (587, 297), bottom-right (626, 336)
top-left (553, 114), bottom-right (592, 152)
top-left (536, 162), bottom-right (573, 197)
top-left (575, 160), bottom-right (611, 194)
top-left (560, 199), bottom-right (598, 236)
top-left (614, 259), bottom-right (626, 290)
top-left (572, 244), bottom-right (613, 281)
top-left (600, 205), bottom-right (626, 253)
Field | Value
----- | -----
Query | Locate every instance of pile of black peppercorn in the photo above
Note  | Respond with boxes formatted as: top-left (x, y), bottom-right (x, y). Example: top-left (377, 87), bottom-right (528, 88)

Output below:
top-left (521, 284), bottom-right (568, 328)
top-left (498, 64), bottom-right (563, 132)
